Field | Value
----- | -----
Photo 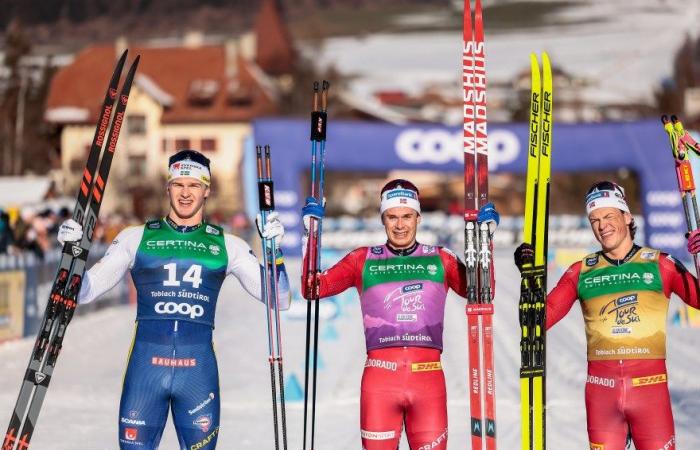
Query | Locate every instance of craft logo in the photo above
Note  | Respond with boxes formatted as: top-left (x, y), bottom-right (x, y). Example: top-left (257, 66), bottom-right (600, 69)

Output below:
top-left (205, 225), bottom-right (220, 236)
top-left (193, 414), bottom-right (212, 433)
top-left (124, 428), bottom-right (138, 441)
top-left (585, 255), bottom-right (599, 267)
top-left (640, 251), bottom-right (656, 260)
top-left (417, 428), bottom-right (447, 450)
top-left (422, 245), bottom-right (436, 254)
top-left (190, 426), bottom-right (219, 449)
top-left (599, 294), bottom-right (640, 325)
top-left (371, 246), bottom-right (383, 255)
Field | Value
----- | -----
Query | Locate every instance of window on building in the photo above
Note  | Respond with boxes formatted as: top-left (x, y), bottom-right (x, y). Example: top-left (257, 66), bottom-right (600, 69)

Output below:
top-left (127, 114), bottom-right (147, 135)
top-left (128, 155), bottom-right (147, 177)
top-left (175, 139), bottom-right (190, 150)
top-left (201, 138), bottom-right (217, 152)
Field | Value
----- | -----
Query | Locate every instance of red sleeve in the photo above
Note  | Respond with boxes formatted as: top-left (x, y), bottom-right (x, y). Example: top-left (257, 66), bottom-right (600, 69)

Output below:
top-left (301, 247), bottom-right (366, 299)
top-left (546, 261), bottom-right (581, 330)
top-left (659, 253), bottom-right (700, 309)
top-left (439, 247), bottom-right (467, 297)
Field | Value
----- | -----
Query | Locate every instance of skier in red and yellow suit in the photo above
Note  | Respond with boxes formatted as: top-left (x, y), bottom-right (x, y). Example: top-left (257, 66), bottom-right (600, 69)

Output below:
top-left (516, 181), bottom-right (700, 450)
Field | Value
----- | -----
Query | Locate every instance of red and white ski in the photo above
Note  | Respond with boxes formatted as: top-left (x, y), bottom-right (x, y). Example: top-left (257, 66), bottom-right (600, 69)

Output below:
top-left (463, 1), bottom-right (496, 449)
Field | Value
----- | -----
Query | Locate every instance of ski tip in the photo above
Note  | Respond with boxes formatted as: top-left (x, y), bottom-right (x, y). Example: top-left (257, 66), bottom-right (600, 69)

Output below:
top-left (117, 48), bottom-right (128, 63)
top-left (322, 80), bottom-right (330, 91)
top-left (661, 114), bottom-right (669, 124)
top-left (671, 114), bottom-right (679, 123)
top-left (313, 81), bottom-right (319, 92)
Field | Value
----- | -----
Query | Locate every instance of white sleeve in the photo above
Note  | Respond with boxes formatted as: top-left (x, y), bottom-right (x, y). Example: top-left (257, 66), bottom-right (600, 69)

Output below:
top-left (225, 234), bottom-right (264, 301)
top-left (78, 225), bottom-right (143, 305)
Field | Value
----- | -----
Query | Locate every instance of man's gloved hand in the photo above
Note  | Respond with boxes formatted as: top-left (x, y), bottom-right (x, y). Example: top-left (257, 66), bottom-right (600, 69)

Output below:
top-left (301, 196), bottom-right (325, 233)
top-left (256, 211), bottom-right (285, 248)
top-left (477, 202), bottom-right (500, 235)
top-left (58, 219), bottom-right (83, 245)
top-left (687, 229), bottom-right (700, 255)
top-left (514, 242), bottom-right (535, 272)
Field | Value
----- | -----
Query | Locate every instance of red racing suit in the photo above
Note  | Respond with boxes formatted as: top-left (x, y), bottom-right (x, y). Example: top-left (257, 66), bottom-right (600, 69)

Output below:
top-left (548, 246), bottom-right (700, 450)
top-left (303, 242), bottom-right (467, 450)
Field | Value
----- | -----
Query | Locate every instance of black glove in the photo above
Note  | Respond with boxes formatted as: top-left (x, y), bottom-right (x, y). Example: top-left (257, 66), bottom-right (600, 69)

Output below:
top-left (514, 242), bottom-right (534, 272)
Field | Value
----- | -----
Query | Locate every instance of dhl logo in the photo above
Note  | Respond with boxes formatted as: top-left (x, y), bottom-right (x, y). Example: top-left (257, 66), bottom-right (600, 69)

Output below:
top-left (411, 362), bottom-right (442, 372)
top-left (589, 443), bottom-right (604, 450)
top-left (632, 373), bottom-right (667, 387)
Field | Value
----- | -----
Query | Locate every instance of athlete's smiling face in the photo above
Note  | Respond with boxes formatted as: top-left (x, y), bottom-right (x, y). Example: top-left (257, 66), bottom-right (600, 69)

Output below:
top-left (167, 178), bottom-right (209, 225)
top-left (382, 207), bottom-right (421, 249)
top-left (588, 206), bottom-right (633, 257)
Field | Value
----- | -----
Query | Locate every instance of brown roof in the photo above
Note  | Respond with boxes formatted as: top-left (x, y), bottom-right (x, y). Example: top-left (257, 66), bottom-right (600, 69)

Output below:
top-left (46, 44), bottom-right (278, 124)
top-left (255, 0), bottom-right (295, 75)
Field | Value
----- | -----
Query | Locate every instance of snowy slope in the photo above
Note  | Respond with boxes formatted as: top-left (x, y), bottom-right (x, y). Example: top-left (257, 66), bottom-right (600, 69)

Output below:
top-left (1, 251), bottom-right (699, 449)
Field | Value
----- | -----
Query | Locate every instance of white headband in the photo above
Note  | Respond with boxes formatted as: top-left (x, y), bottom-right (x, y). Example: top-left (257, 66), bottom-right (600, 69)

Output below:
top-left (380, 188), bottom-right (421, 214)
top-left (585, 190), bottom-right (629, 215)
top-left (168, 160), bottom-right (211, 186)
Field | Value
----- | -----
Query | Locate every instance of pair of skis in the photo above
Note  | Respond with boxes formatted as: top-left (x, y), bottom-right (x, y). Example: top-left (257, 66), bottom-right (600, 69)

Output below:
top-left (519, 52), bottom-right (553, 450)
top-left (660, 114), bottom-right (700, 276)
top-left (462, 1), bottom-right (496, 449)
top-left (302, 80), bottom-right (329, 450)
top-left (255, 145), bottom-right (288, 450)
top-left (3, 50), bottom-right (139, 450)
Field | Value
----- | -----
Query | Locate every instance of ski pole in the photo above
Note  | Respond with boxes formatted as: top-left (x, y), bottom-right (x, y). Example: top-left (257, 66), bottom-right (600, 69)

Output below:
top-left (303, 80), bottom-right (329, 450)
top-left (256, 145), bottom-right (288, 450)
top-left (661, 114), bottom-right (700, 276)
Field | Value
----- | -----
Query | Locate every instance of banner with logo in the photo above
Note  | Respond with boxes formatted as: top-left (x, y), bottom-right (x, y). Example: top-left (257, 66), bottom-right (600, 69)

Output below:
top-left (0, 270), bottom-right (26, 341)
top-left (249, 119), bottom-right (683, 256)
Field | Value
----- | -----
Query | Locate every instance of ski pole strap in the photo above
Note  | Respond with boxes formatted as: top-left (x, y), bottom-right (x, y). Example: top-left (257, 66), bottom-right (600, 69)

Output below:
top-left (521, 266), bottom-right (546, 277)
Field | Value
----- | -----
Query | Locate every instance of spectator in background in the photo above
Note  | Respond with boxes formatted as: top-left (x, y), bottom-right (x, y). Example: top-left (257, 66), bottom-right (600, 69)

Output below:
top-left (0, 210), bottom-right (15, 253)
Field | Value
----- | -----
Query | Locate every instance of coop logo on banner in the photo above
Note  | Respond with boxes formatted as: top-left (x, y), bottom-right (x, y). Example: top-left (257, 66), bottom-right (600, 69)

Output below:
top-left (395, 128), bottom-right (519, 170)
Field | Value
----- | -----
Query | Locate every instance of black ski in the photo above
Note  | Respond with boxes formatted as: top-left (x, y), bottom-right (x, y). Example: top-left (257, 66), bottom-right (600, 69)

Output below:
top-left (3, 50), bottom-right (139, 450)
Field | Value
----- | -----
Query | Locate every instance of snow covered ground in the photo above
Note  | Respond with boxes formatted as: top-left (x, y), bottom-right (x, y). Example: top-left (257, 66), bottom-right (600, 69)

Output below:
top-left (1, 251), bottom-right (700, 449)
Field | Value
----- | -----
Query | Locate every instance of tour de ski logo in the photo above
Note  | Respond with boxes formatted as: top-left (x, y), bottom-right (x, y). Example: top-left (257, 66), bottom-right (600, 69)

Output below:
top-left (384, 283), bottom-right (425, 322)
top-left (585, 255), bottom-right (599, 266)
top-left (599, 294), bottom-right (640, 326)
top-left (371, 246), bottom-right (383, 255)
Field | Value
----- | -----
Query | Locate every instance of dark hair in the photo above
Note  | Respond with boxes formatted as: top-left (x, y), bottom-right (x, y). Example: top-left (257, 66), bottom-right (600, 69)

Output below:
top-left (587, 180), bottom-right (636, 239)
top-left (169, 149), bottom-right (210, 169)
top-left (380, 179), bottom-right (419, 197)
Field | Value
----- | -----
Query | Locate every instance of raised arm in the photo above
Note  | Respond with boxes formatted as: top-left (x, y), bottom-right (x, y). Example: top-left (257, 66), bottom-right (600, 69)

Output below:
top-left (659, 253), bottom-right (700, 309)
top-left (545, 261), bottom-right (581, 329)
top-left (78, 225), bottom-right (142, 304)
top-left (225, 234), bottom-right (291, 310)
top-left (302, 247), bottom-right (366, 299)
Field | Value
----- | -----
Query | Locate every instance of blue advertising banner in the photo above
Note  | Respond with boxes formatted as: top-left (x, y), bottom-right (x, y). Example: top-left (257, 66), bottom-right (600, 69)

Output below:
top-left (249, 119), bottom-right (684, 256)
